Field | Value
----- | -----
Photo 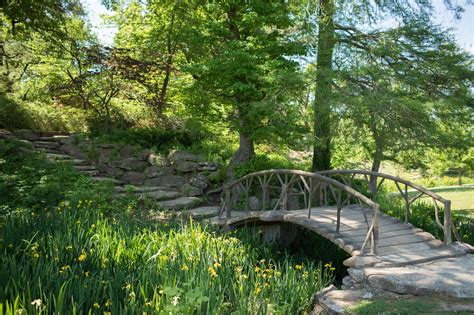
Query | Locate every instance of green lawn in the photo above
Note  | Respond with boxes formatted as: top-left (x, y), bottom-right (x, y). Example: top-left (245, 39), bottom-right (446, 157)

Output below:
top-left (420, 187), bottom-right (474, 218)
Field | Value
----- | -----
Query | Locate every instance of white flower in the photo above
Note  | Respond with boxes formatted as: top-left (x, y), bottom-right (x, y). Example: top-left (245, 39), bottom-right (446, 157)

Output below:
top-left (171, 296), bottom-right (180, 306)
top-left (31, 299), bottom-right (42, 307)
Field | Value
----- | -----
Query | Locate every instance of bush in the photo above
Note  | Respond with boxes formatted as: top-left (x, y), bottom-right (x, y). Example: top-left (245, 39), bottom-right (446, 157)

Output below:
top-left (234, 154), bottom-right (305, 178)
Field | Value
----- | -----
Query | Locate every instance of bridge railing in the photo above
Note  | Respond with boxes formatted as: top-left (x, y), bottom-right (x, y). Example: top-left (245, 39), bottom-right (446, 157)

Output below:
top-left (317, 170), bottom-right (459, 244)
top-left (219, 169), bottom-right (381, 255)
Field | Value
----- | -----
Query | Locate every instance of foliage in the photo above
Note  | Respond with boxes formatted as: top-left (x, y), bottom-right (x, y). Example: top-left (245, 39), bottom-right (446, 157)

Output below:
top-left (0, 141), bottom-right (336, 314)
top-left (233, 154), bottom-right (305, 179)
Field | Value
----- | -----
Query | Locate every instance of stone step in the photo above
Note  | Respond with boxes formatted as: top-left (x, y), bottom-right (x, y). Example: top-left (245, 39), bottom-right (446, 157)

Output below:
top-left (182, 206), bottom-right (220, 219)
top-left (34, 141), bottom-right (60, 149)
top-left (74, 165), bottom-right (97, 171)
top-left (157, 197), bottom-right (201, 210)
top-left (114, 185), bottom-right (175, 193)
top-left (38, 135), bottom-right (71, 143)
top-left (143, 190), bottom-right (181, 201)
top-left (78, 170), bottom-right (99, 176)
top-left (90, 177), bottom-right (123, 185)
top-left (45, 153), bottom-right (71, 160)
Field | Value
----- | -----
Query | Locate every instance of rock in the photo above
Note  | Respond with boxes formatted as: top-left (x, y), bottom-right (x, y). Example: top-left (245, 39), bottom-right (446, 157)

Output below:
top-left (181, 184), bottom-right (204, 197)
top-left (121, 171), bottom-right (145, 185)
top-left (189, 174), bottom-right (210, 190)
top-left (313, 286), bottom-right (375, 314)
top-left (116, 158), bottom-right (149, 171)
top-left (157, 197), bottom-right (201, 210)
top-left (347, 268), bottom-right (366, 284)
top-left (184, 206), bottom-right (220, 218)
top-left (343, 255), bottom-right (382, 268)
top-left (0, 129), bottom-right (12, 139)
top-left (137, 149), bottom-right (151, 161)
top-left (144, 165), bottom-right (176, 178)
top-left (175, 160), bottom-right (199, 173)
top-left (249, 196), bottom-right (261, 211)
top-left (34, 141), bottom-right (60, 149)
top-left (143, 190), bottom-right (181, 201)
top-left (147, 153), bottom-right (170, 167)
top-left (13, 129), bottom-right (38, 141)
top-left (97, 165), bottom-right (125, 178)
top-left (145, 175), bottom-right (186, 187)
top-left (119, 145), bottom-right (136, 158)
top-left (169, 150), bottom-right (203, 162)
top-left (363, 255), bottom-right (474, 298)
top-left (60, 143), bottom-right (86, 159)
top-left (197, 162), bottom-right (218, 171)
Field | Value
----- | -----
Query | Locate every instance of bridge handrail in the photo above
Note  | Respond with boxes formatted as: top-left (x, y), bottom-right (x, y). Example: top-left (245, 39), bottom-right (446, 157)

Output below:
top-left (220, 169), bottom-right (381, 255)
top-left (317, 169), bottom-right (458, 244)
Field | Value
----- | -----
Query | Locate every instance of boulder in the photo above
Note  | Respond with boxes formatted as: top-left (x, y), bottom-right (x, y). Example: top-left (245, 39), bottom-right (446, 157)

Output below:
top-left (119, 145), bottom-right (136, 158)
top-left (60, 144), bottom-right (86, 159)
top-left (197, 162), bottom-right (219, 171)
top-left (97, 165), bottom-right (125, 178)
top-left (139, 149), bottom-right (152, 161)
top-left (115, 158), bottom-right (149, 171)
top-left (13, 129), bottom-right (38, 141)
top-left (147, 153), bottom-right (170, 167)
top-left (175, 160), bottom-right (199, 173)
top-left (121, 171), bottom-right (145, 185)
top-left (169, 150), bottom-right (203, 162)
top-left (181, 184), bottom-right (204, 197)
top-left (189, 174), bottom-right (209, 190)
top-left (145, 175), bottom-right (186, 187)
top-left (0, 129), bottom-right (13, 139)
top-left (144, 165), bottom-right (176, 178)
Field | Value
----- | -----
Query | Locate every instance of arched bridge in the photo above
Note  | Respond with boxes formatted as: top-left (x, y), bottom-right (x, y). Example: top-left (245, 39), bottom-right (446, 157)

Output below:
top-left (215, 169), bottom-right (473, 267)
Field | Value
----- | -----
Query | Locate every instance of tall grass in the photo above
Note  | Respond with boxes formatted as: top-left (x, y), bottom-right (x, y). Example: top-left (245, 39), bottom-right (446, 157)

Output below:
top-left (0, 141), bottom-right (335, 314)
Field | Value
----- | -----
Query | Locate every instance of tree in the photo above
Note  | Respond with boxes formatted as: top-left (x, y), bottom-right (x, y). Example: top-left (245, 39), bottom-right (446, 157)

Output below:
top-left (334, 19), bottom-right (473, 189)
top-left (307, 0), bottom-right (467, 171)
top-left (185, 1), bottom-right (304, 170)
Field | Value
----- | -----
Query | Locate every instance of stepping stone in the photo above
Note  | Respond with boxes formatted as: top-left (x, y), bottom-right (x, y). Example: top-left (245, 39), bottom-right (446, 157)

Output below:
top-left (78, 170), bottom-right (99, 176)
top-left (74, 165), bottom-right (97, 171)
top-left (45, 153), bottom-right (71, 160)
top-left (114, 185), bottom-right (172, 193)
top-left (38, 136), bottom-right (61, 142)
top-left (142, 190), bottom-right (181, 201)
top-left (183, 206), bottom-right (220, 218)
top-left (157, 197), bottom-right (201, 210)
top-left (91, 177), bottom-right (123, 185)
top-left (35, 141), bottom-right (60, 149)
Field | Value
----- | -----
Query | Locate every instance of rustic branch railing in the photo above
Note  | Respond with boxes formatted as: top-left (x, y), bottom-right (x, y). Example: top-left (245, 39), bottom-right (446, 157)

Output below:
top-left (219, 169), bottom-right (381, 255)
top-left (317, 169), bottom-right (459, 244)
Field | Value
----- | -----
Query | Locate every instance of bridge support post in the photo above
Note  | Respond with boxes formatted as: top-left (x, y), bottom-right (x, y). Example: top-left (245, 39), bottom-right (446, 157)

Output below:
top-left (444, 201), bottom-right (452, 245)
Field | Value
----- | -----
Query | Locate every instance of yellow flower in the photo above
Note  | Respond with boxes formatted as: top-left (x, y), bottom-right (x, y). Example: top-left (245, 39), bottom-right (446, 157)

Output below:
top-left (255, 286), bottom-right (261, 294)
top-left (105, 299), bottom-right (112, 307)
top-left (83, 271), bottom-right (90, 277)
top-left (241, 274), bottom-right (248, 280)
top-left (208, 266), bottom-right (218, 278)
top-left (65, 245), bottom-right (73, 251)
top-left (254, 266), bottom-right (261, 272)
top-left (181, 264), bottom-right (189, 271)
top-left (77, 251), bottom-right (87, 262)
top-left (235, 266), bottom-right (243, 273)
top-left (213, 261), bottom-right (221, 268)
top-left (324, 263), bottom-right (331, 268)
top-left (93, 303), bottom-right (100, 309)
top-left (330, 267), bottom-right (336, 271)
top-left (59, 265), bottom-right (71, 274)
top-left (275, 271), bottom-right (281, 277)
top-left (264, 282), bottom-right (270, 288)
top-left (295, 264), bottom-right (303, 270)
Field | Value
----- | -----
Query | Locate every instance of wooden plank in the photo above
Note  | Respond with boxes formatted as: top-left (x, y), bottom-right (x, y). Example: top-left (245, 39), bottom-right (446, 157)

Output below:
top-left (376, 240), bottom-right (444, 256)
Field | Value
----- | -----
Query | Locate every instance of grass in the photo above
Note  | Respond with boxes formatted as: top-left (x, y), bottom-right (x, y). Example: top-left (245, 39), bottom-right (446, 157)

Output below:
top-left (419, 187), bottom-right (474, 217)
top-left (348, 296), bottom-right (474, 314)
top-left (0, 139), bottom-right (337, 314)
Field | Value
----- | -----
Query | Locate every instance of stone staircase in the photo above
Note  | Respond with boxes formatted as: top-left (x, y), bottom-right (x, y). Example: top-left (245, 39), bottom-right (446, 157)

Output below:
top-left (27, 134), bottom-right (220, 217)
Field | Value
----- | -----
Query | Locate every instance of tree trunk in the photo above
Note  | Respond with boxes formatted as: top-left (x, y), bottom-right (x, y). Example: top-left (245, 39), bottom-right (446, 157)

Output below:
top-left (369, 115), bottom-right (384, 196)
top-left (312, 0), bottom-right (335, 171)
top-left (229, 130), bottom-right (255, 169)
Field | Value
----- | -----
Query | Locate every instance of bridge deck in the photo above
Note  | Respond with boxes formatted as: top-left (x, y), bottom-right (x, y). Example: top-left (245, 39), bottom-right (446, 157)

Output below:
top-left (214, 205), bottom-right (473, 266)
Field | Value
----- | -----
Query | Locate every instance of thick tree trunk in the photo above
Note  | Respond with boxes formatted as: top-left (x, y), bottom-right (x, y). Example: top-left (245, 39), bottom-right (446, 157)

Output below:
top-left (312, 0), bottom-right (335, 171)
top-left (229, 131), bottom-right (255, 169)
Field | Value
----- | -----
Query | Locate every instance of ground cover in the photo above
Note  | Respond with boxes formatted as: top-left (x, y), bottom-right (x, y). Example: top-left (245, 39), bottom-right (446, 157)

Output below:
top-left (0, 141), bottom-right (336, 314)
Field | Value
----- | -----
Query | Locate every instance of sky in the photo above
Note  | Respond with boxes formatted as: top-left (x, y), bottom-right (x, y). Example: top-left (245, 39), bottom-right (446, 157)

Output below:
top-left (81, 0), bottom-right (474, 53)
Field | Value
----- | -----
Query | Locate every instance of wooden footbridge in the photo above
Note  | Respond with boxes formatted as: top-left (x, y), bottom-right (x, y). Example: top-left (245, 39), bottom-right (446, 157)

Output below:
top-left (215, 169), bottom-right (473, 267)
